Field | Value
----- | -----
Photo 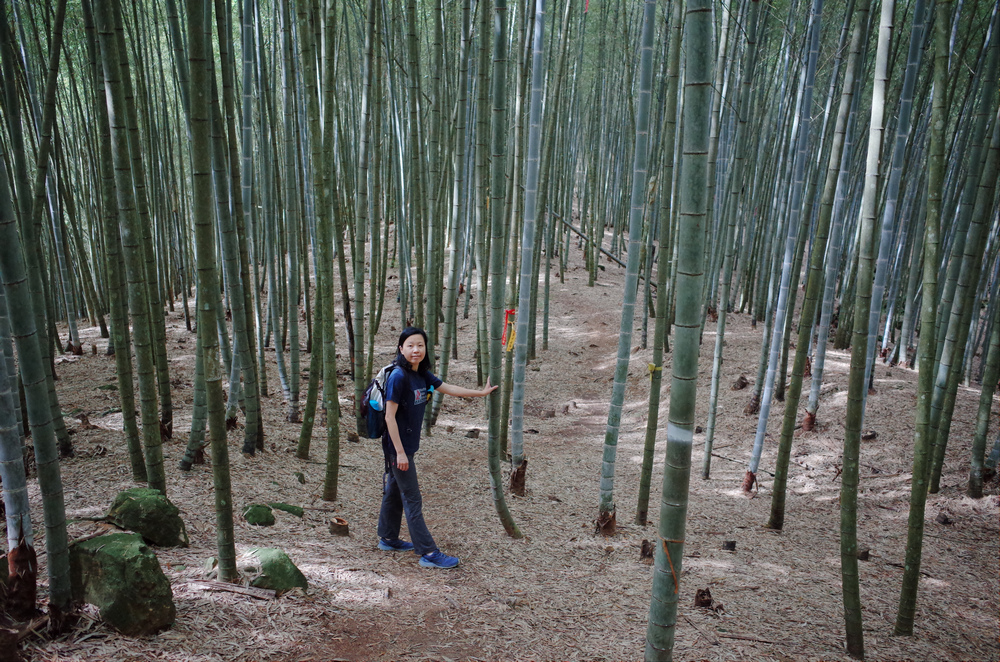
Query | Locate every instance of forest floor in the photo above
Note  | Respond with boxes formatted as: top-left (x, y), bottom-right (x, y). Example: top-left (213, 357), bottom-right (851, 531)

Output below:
top-left (18, 241), bottom-right (1000, 662)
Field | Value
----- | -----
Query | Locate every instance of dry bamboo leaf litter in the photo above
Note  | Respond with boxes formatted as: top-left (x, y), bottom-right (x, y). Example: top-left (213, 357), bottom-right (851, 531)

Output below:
top-left (14, 261), bottom-right (999, 662)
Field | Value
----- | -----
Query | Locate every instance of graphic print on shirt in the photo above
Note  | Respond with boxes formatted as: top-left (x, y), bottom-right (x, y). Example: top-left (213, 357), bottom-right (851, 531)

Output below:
top-left (412, 387), bottom-right (428, 405)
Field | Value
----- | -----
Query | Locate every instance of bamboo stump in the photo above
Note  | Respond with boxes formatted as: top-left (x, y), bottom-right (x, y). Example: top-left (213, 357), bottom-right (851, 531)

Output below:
top-left (802, 411), bottom-right (816, 432)
top-left (596, 510), bottom-right (616, 537)
top-left (509, 459), bottom-right (528, 496)
top-left (329, 517), bottom-right (349, 537)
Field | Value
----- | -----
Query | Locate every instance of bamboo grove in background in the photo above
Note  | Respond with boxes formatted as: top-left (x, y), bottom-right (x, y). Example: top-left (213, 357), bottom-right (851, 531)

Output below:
top-left (0, 0), bottom-right (998, 659)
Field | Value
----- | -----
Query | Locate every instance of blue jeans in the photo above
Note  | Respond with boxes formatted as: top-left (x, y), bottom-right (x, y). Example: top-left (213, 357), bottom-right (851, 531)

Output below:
top-left (377, 455), bottom-right (437, 555)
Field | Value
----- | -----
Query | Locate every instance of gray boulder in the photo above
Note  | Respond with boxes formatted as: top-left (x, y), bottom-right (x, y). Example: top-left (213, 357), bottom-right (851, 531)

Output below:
top-left (70, 533), bottom-right (175, 636)
top-left (237, 547), bottom-right (307, 594)
top-left (107, 487), bottom-right (189, 547)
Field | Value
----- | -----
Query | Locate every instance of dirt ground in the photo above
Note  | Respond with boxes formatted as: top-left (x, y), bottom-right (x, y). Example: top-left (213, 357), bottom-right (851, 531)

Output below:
top-left (17, 240), bottom-right (1000, 662)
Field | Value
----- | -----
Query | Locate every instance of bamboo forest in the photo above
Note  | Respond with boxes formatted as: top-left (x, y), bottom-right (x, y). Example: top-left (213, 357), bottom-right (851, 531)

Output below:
top-left (0, 0), bottom-right (997, 659)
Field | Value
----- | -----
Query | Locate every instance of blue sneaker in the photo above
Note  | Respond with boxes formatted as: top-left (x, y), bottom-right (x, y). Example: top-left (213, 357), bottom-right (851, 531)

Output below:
top-left (378, 537), bottom-right (415, 552)
top-left (419, 550), bottom-right (459, 569)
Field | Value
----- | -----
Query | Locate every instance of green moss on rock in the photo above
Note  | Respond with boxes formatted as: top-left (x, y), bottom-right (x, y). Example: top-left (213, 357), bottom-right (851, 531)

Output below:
top-left (107, 487), bottom-right (189, 547)
top-left (238, 547), bottom-right (307, 594)
top-left (268, 502), bottom-right (304, 518)
top-left (242, 504), bottom-right (276, 526)
top-left (69, 533), bottom-right (175, 636)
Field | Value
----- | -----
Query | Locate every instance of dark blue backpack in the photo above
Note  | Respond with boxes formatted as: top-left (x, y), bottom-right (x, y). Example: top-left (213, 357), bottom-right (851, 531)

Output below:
top-left (360, 363), bottom-right (396, 439)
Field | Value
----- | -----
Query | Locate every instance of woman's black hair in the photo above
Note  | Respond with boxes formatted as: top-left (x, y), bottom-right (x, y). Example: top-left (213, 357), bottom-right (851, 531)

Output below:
top-left (393, 326), bottom-right (433, 375)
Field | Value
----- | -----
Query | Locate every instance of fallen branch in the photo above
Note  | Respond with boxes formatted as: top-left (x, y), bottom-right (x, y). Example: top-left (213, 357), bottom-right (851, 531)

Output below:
top-left (885, 562), bottom-right (931, 577)
top-left (711, 452), bottom-right (775, 477)
top-left (683, 616), bottom-right (720, 646)
top-left (554, 213), bottom-right (654, 288)
top-left (188, 580), bottom-right (277, 600)
top-left (718, 633), bottom-right (777, 645)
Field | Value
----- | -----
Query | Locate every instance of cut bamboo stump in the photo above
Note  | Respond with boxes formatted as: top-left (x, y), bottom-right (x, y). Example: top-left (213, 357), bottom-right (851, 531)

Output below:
top-left (329, 517), bottom-right (349, 537)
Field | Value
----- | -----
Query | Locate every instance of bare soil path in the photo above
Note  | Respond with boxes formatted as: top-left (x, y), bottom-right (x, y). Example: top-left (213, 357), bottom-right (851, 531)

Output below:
top-left (21, 249), bottom-right (1000, 662)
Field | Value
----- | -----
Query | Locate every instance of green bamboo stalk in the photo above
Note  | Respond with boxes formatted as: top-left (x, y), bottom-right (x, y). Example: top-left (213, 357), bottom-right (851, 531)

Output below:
top-left (969, 277), bottom-right (999, 498)
top-left (894, 0), bottom-right (950, 635)
top-left (214, 0), bottom-right (261, 453)
top-left (188, 0), bottom-right (236, 583)
top-left (644, 0), bottom-right (710, 656)
top-left (280, 0), bottom-right (301, 423)
top-left (596, 0), bottom-right (657, 535)
top-left (353, 0), bottom-right (377, 435)
top-left (406, 0), bottom-right (427, 329)
top-left (0, 151), bottom-right (72, 615)
top-left (95, 0), bottom-right (166, 493)
top-left (431, 0), bottom-right (474, 428)
top-left (487, 0), bottom-right (522, 539)
top-left (840, 3), bottom-right (894, 654)
top-left (861, 0), bottom-right (928, 400)
top-left (703, 0), bottom-right (763, 481)
top-left (926, 24), bottom-right (999, 493)
top-left (320, 0), bottom-right (343, 502)
top-left (509, 0), bottom-right (547, 494)
top-left (0, 287), bottom-right (31, 553)
top-left (744, 0), bottom-right (824, 490)
top-left (636, 0), bottom-right (682, 525)
top-left (110, 0), bottom-right (173, 439)
top-left (81, 0), bottom-right (146, 482)
top-left (768, 0), bottom-right (868, 529)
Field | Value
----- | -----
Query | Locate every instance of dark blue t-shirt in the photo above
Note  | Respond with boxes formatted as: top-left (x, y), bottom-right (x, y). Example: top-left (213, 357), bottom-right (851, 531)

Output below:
top-left (384, 367), bottom-right (442, 457)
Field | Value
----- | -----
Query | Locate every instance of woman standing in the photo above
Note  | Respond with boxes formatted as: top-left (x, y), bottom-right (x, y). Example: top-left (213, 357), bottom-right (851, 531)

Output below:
top-left (377, 327), bottom-right (497, 568)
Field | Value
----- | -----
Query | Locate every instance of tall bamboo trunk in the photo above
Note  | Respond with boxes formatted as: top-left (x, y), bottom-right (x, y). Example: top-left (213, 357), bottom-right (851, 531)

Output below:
top-left (596, 0), bottom-right (657, 534)
top-left (637, 0), bottom-right (683, 523)
top-left (703, 0), bottom-right (763, 480)
top-left (509, 0), bottom-right (547, 495)
top-left (839, 3), bottom-right (895, 654)
top-left (894, 0), bottom-right (954, 640)
top-left (95, 0), bottom-right (167, 493)
top-left (187, 0), bottom-right (237, 583)
top-left (768, 0), bottom-right (868, 531)
top-left (486, 0), bottom-right (522, 539)
top-left (0, 152), bottom-right (73, 618)
top-left (644, 1), bottom-right (711, 657)
top-left (744, 0), bottom-right (823, 492)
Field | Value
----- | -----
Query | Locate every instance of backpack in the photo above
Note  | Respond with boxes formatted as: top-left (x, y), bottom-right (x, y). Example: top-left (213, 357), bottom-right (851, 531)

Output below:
top-left (360, 363), bottom-right (397, 439)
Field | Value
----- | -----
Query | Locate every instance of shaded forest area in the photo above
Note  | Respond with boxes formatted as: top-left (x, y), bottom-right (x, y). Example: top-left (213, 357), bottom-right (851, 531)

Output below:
top-left (0, 0), bottom-right (998, 660)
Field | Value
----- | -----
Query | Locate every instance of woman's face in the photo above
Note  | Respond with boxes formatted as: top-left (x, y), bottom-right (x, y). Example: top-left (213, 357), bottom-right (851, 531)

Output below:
top-left (400, 334), bottom-right (426, 369)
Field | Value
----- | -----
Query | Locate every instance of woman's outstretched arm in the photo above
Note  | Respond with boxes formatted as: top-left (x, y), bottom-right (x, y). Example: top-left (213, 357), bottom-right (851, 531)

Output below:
top-left (437, 378), bottom-right (498, 398)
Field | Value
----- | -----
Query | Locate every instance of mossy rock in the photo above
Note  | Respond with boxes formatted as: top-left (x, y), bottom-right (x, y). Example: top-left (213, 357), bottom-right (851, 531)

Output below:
top-left (242, 504), bottom-right (276, 526)
top-left (237, 547), bottom-right (307, 594)
top-left (107, 487), bottom-right (189, 547)
top-left (268, 502), bottom-right (304, 518)
top-left (69, 533), bottom-right (175, 636)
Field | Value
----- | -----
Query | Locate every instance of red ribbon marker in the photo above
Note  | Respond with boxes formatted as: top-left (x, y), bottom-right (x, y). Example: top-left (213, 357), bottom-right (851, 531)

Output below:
top-left (501, 309), bottom-right (516, 346)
